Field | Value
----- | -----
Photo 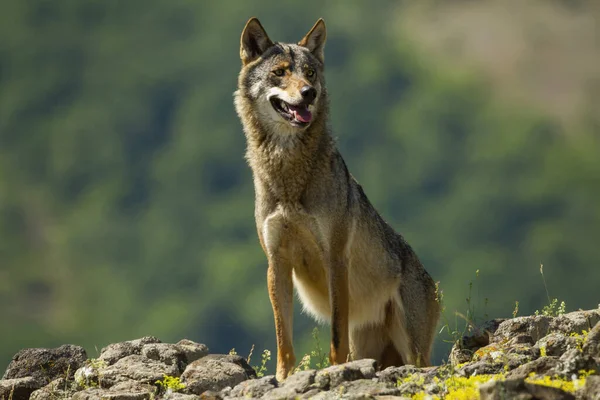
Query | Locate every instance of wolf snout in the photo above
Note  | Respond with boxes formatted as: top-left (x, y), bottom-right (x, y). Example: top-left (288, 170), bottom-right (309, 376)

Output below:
top-left (300, 85), bottom-right (317, 104)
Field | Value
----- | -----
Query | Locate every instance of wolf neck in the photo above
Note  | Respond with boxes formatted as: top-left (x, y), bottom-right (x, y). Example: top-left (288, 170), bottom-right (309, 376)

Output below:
top-left (244, 110), bottom-right (333, 204)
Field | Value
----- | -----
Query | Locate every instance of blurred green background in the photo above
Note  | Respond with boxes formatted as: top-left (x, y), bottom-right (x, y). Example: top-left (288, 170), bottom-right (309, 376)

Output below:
top-left (1, 0), bottom-right (599, 370)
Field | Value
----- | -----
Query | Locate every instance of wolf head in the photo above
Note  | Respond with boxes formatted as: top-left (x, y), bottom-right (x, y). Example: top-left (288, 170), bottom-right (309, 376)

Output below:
top-left (235, 18), bottom-right (327, 136)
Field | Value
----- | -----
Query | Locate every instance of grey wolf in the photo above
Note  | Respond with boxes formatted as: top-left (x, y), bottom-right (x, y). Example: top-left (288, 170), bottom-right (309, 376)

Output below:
top-left (234, 17), bottom-right (440, 381)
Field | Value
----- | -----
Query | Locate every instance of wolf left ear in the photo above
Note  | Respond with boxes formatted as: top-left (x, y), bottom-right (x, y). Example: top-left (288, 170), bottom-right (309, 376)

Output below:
top-left (298, 19), bottom-right (327, 63)
top-left (240, 18), bottom-right (274, 65)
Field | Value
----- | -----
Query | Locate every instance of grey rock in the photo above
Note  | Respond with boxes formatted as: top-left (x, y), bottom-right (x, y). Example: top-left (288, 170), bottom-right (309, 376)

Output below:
top-left (141, 343), bottom-right (187, 372)
top-left (505, 356), bottom-right (560, 380)
top-left (314, 359), bottom-right (377, 390)
top-left (197, 355), bottom-right (256, 379)
top-left (100, 355), bottom-right (179, 387)
top-left (449, 319), bottom-right (508, 366)
top-left (30, 378), bottom-right (76, 400)
top-left (72, 380), bottom-right (155, 400)
top-left (458, 360), bottom-right (505, 377)
top-left (582, 321), bottom-right (600, 359)
top-left (376, 365), bottom-right (420, 383)
top-left (493, 315), bottom-right (552, 344)
top-left (99, 337), bottom-right (162, 365)
top-left (535, 332), bottom-right (572, 357)
top-left (581, 375), bottom-right (600, 400)
top-left (335, 379), bottom-right (400, 397)
top-left (197, 390), bottom-right (223, 400)
top-left (280, 369), bottom-right (315, 393)
top-left (449, 345), bottom-right (473, 366)
top-left (180, 356), bottom-right (251, 395)
top-left (162, 394), bottom-right (201, 400)
top-left (479, 378), bottom-right (575, 400)
top-left (549, 310), bottom-right (600, 336)
top-left (3, 344), bottom-right (87, 384)
top-left (298, 388), bottom-right (322, 399)
top-left (229, 375), bottom-right (277, 398)
top-left (0, 377), bottom-right (43, 400)
top-left (552, 349), bottom-right (598, 378)
top-left (175, 340), bottom-right (209, 364)
top-left (464, 319), bottom-right (508, 350)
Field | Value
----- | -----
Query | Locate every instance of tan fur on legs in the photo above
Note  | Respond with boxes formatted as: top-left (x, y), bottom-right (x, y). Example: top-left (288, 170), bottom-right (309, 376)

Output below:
top-left (267, 257), bottom-right (295, 380)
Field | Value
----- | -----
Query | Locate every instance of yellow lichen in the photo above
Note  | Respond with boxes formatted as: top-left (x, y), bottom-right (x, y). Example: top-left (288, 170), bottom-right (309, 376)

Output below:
top-left (525, 370), bottom-right (596, 393)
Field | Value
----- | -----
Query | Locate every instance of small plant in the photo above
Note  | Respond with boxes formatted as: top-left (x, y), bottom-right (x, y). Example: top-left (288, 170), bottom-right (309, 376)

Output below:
top-left (535, 298), bottom-right (567, 317)
top-left (75, 358), bottom-right (108, 389)
top-left (246, 344), bottom-right (255, 365)
top-left (569, 330), bottom-right (589, 352)
top-left (535, 264), bottom-right (567, 317)
top-left (228, 348), bottom-right (238, 356)
top-left (295, 353), bottom-right (312, 372)
top-left (438, 270), bottom-right (486, 349)
top-left (512, 301), bottom-right (519, 318)
top-left (310, 327), bottom-right (330, 369)
top-left (254, 349), bottom-right (271, 377)
top-left (155, 375), bottom-right (185, 394)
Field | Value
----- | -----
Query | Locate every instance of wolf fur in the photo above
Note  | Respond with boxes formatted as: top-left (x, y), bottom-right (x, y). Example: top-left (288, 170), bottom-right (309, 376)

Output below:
top-left (234, 17), bottom-right (440, 381)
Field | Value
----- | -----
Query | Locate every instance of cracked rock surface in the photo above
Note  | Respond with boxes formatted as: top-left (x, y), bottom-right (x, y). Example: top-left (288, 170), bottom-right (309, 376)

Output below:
top-left (2, 309), bottom-right (600, 399)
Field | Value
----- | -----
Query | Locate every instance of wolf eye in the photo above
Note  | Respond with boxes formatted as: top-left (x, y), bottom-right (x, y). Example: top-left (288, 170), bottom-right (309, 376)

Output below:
top-left (273, 69), bottom-right (285, 76)
top-left (306, 68), bottom-right (316, 78)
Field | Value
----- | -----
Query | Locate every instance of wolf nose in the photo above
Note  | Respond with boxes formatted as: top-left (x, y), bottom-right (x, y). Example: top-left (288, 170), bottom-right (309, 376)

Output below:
top-left (300, 86), bottom-right (317, 104)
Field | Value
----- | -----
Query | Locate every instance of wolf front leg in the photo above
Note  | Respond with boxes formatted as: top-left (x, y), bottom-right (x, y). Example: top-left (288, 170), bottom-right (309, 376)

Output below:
top-left (328, 258), bottom-right (350, 365)
top-left (267, 256), bottom-right (296, 381)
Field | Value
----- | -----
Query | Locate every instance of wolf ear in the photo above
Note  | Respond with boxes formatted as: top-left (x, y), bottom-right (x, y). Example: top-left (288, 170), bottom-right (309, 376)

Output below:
top-left (240, 17), bottom-right (274, 65)
top-left (298, 19), bottom-right (327, 63)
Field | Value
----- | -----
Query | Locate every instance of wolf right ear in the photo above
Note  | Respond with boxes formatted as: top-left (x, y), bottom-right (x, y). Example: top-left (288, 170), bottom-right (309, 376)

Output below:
top-left (240, 18), bottom-right (274, 65)
top-left (299, 19), bottom-right (327, 63)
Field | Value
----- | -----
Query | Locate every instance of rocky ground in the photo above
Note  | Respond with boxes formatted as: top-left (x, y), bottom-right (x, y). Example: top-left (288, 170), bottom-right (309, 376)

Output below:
top-left (2, 309), bottom-right (600, 399)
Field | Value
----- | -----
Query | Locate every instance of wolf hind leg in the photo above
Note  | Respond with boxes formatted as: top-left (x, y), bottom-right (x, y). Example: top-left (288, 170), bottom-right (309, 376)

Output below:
top-left (349, 323), bottom-right (388, 364)
top-left (386, 296), bottom-right (419, 366)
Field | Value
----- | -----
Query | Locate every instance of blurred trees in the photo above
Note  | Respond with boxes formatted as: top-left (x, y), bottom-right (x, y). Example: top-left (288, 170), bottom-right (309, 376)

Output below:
top-left (1, 0), bottom-right (598, 369)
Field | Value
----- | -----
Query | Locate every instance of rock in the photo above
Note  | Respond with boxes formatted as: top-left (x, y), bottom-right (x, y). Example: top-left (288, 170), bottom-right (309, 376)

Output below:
top-left (280, 369), bottom-right (315, 393)
top-left (3, 344), bottom-right (87, 384)
top-left (582, 321), bottom-right (600, 359)
top-left (313, 359), bottom-right (376, 390)
top-left (551, 349), bottom-right (599, 378)
top-left (0, 377), bottom-right (43, 400)
top-left (449, 345), bottom-right (473, 366)
top-left (549, 310), bottom-right (600, 336)
top-left (581, 375), bottom-right (600, 400)
top-left (99, 337), bottom-right (162, 365)
top-left (198, 354), bottom-right (256, 379)
top-left (180, 355), bottom-right (253, 395)
top-left (376, 365), bottom-right (421, 383)
top-left (535, 333), bottom-right (572, 357)
top-left (30, 378), bottom-right (76, 400)
top-left (334, 379), bottom-right (400, 397)
top-left (164, 394), bottom-right (202, 400)
top-left (479, 378), bottom-right (575, 400)
top-left (464, 319), bottom-right (507, 350)
top-left (100, 355), bottom-right (180, 387)
top-left (72, 380), bottom-right (155, 400)
top-left (457, 360), bottom-right (505, 377)
top-left (141, 343), bottom-right (187, 372)
top-left (229, 375), bottom-right (277, 398)
top-left (505, 357), bottom-right (560, 380)
top-left (175, 340), bottom-right (209, 364)
top-left (493, 315), bottom-right (552, 344)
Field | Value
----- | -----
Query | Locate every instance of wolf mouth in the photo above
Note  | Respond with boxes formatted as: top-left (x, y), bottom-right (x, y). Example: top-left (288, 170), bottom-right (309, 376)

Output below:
top-left (270, 97), bottom-right (313, 127)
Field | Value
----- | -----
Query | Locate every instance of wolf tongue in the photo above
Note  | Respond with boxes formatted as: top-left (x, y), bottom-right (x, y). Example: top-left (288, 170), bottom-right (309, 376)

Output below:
top-left (288, 105), bottom-right (312, 123)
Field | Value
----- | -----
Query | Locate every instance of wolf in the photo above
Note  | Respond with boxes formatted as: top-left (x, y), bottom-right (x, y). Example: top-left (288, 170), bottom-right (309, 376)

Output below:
top-left (234, 17), bottom-right (440, 381)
